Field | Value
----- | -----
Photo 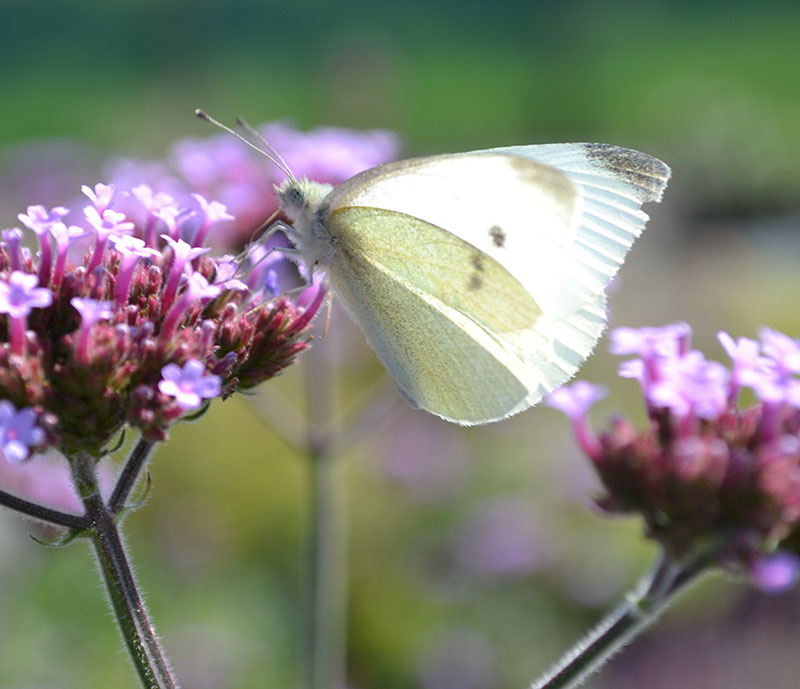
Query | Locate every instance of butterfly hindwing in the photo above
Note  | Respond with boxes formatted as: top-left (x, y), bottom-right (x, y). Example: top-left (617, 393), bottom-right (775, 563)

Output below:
top-left (326, 206), bottom-right (549, 424)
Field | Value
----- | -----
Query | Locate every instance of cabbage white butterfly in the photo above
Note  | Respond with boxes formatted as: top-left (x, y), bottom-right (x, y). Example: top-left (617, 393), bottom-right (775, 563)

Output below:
top-left (196, 112), bottom-right (670, 425)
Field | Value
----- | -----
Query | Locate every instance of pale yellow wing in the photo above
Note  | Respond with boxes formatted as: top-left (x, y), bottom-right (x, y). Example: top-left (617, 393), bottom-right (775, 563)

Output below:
top-left (319, 144), bottom-right (670, 424)
top-left (326, 206), bottom-right (555, 425)
top-left (482, 143), bottom-right (670, 307)
top-left (324, 152), bottom-right (581, 319)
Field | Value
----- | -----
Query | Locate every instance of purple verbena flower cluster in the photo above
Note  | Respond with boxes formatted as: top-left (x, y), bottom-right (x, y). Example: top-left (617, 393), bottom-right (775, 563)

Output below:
top-left (548, 323), bottom-right (800, 593)
top-left (0, 183), bottom-right (326, 458)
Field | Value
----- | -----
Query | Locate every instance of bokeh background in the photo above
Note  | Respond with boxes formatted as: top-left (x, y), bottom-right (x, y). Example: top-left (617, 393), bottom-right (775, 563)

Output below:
top-left (1, 1), bottom-right (800, 687)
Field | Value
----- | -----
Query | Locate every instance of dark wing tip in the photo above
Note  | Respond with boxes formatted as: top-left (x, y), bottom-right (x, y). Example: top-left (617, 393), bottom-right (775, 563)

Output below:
top-left (582, 143), bottom-right (671, 202)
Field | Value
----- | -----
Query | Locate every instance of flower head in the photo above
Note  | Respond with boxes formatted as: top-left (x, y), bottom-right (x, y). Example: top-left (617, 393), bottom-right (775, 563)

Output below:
top-left (550, 322), bottom-right (800, 590)
top-left (0, 119), bottom-right (393, 455)
top-left (0, 189), bottom-right (323, 453)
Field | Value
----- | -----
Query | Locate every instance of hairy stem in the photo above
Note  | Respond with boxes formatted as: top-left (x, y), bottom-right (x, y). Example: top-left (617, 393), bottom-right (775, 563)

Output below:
top-left (0, 486), bottom-right (89, 529)
top-left (109, 437), bottom-right (156, 515)
top-left (304, 341), bottom-right (346, 689)
top-left (71, 451), bottom-right (178, 689)
top-left (530, 551), bottom-right (711, 689)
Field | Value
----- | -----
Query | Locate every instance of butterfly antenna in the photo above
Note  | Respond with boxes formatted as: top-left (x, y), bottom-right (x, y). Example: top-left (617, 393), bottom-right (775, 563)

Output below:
top-left (195, 109), bottom-right (295, 181)
top-left (235, 116), bottom-right (295, 183)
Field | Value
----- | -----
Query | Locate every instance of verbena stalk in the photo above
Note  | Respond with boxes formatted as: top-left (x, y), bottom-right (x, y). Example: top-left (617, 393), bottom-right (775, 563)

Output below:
top-left (304, 341), bottom-right (346, 689)
top-left (530, 551), bottom-right (711, 689)
top-left (71, 450), bottom-right (178, 689)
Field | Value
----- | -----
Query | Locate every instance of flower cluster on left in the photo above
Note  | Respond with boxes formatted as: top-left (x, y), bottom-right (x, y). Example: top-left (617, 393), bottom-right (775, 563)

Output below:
top-left (0, 182), bottom-right (325, 461)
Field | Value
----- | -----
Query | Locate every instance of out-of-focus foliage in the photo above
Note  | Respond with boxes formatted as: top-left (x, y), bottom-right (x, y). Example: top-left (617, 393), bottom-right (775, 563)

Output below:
top-left (1, 1), bottom-right (799, 688)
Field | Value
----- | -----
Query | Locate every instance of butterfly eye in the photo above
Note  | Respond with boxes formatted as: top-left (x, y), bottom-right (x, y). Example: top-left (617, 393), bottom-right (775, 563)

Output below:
top-left (286, 185), bottom-right (305, 207)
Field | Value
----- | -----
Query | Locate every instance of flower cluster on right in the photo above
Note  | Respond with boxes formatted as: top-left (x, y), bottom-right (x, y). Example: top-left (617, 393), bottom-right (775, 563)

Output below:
top-left (548, 323), bottom-right (800, 593)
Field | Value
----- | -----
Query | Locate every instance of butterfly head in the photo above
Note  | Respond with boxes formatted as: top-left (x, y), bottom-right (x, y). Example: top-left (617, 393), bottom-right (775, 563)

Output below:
top-left (274, 178), bottom-right (333, 224)
top-left (274, 178), bottom-right (335, 269)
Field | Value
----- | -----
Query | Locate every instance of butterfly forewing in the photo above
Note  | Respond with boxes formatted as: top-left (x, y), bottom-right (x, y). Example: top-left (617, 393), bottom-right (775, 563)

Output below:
top-left (483, 143), bottom-right (671, 311)
top-left (324, 152), bottom-right (582, 317)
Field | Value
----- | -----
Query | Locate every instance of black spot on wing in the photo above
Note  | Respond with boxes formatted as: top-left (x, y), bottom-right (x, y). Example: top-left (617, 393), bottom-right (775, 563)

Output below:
top-left (583, 143), bottom-right (671, 202)
top-left (468, 251), bottom-right (485, 290)
top-left (489, 225), bottom-right (506, 247)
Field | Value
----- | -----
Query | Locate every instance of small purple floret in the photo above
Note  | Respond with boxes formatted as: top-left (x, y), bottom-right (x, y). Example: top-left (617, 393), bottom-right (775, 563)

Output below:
top-left (188, 193), bottom-right (234, 247)
top-left (17, 204), bottom-right (69, 286)
top-left (17, 204), bottom-right (69, 234)
top-left (84, 206), bottom-right (136, 273)
top-left (2, 228), bottom-right (24, 271)
top-left (546, 381), bottom-right (607, 420)
top-left (153, 206), bottom-right (181, 241)
top-left (108, 235), bottom-right (162, 305)
top-left (0, 271), bottom-right (53, 319)
top-left (71, 298), bottom-right (114, 326)
top-left (213, 256), bottom-right (248, 292)
top-left (610, 322), bottom-right (691, 358)
top-left (760, 327), bottom-right (800, 375)
top-left (160, 235), bottom-right (210, 309)
top-left (161, 272), bottom-right (222, 337)
top-left (81, 182), bottom-right (117, 213)
top-left (71, 297), bottom-right (115, 361)
top-left (648, 351), bottom-right (729, 422)
top-left (546, 382), bottom-right (606, 459)
top-left (0, 401), bottom-right (43, 464)
top-left (131, 184), bottom-right (173, 212)
top-left (749, 551), bottom-right (800, 594)
top-left (50, 223), bottom-right (90, 286)
top-left (158, 359), bottom-right (221, 410)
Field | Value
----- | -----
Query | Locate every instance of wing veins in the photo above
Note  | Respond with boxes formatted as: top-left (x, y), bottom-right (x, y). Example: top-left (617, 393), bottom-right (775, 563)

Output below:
top-left (336, 234), bottom-right (539, 371)
top-left (331, 204), bottom-right (544, 329)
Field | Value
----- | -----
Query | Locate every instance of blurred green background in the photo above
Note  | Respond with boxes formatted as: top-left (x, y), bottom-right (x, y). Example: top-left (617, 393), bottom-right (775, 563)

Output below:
top-left (1, 0), bottom-right (800, 687)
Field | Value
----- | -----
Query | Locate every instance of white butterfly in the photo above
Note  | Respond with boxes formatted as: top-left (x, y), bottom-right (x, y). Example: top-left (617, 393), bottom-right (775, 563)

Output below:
top-left (195, 116), bottom-right (670, 425)
top-left (271, 142), bottom-right (670, 426)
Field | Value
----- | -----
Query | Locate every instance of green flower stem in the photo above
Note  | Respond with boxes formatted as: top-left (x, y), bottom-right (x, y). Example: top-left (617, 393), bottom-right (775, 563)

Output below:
top-left (304, 342), bottom-right (346, 689)
top-left (109, 437), bottom-right (156, 515)
top-left (530, 551), bottom-right (711, 689)
top-left (307, 446), bottom-right (343, 689)
top-left (71, 451), bottom-right (178, 689)
top-left (0, 486), bottom-right (89, 529)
